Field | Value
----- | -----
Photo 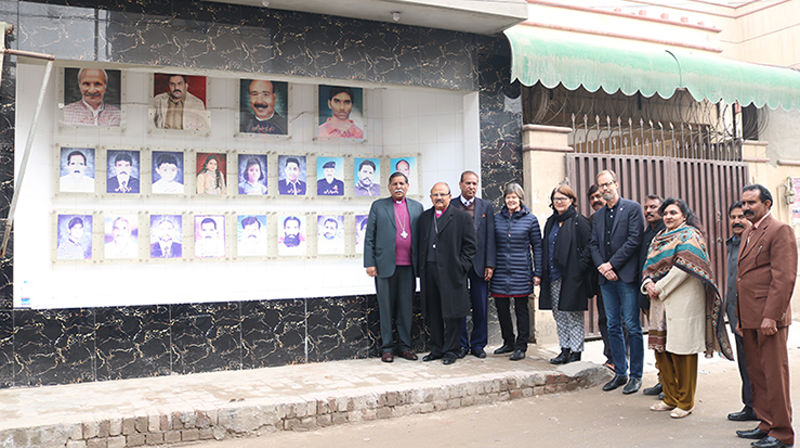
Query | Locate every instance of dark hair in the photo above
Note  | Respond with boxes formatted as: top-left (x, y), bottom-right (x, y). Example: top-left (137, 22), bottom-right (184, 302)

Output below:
top-left (243, 157), bottom-right (265, 181)
top-left (395, 159), bottom-right (409, 170)
top-left (241, 216), bottom-right (261, 229)
top-left (743, 184), bottom-right (773, 206)
top-left (283, 216), bottom-right (301, 228)
top-left (167, 74), bottom-right (187, 83)
top-left (658, 198), bottom-right (701, 230)
top-left (323, 218), bottom-right (338, 228)
top-left (200, 217), bottom-right (217, 230)
top-left (645, 194), bottom-right (663, 203)
top-left (359, 218), bottom-right (368, 230)
top-left (328, 86), bottom-right (353, 101)
top-left (388, 171), bottom-right (408, 184)
top-left (156, 154), bottom-right (178, 168)
top-left (549, 183), bottom-right (578, 210)
top-left (114, 152), bottom-right (133, 165)
top-left (728, 201), bottom-right (743, 216)
top-left (359, 159), bottom-right (376, 172)
top-left (66, 151), bottom-right (87, 165)
top-left (586, 184), bottom-right (599, 199)
top-left (285, 157), bottom-right (300, 168)
top-left (460, 170), bottom-right (479, 182)
top-left (199, 155), bottom-right (225, 190)
top-left (67, 217), bottom-right (83, 230)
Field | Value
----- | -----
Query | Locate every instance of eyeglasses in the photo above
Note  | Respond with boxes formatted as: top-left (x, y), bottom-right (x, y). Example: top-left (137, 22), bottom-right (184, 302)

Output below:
top-left (598, 181), bottom-right (615, 189)
top-left (552, 197), bottom-right (571, 203)
top-left (430, 193), bottom-right (450, 198)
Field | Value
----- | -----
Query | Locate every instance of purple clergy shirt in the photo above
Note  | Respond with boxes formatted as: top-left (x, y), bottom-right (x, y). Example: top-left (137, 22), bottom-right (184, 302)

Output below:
top-left (394, 199), bottom-right (412, 266)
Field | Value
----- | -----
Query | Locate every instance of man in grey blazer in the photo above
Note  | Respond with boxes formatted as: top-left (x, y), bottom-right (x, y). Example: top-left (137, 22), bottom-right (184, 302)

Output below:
top-left (451, 171), bottom-right (495, 359)
top-left (364, 171), bottom-right (424, 363)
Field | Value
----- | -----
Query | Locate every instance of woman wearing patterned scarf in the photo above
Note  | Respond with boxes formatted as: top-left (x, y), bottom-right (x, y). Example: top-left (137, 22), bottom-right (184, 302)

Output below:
top-left (641, 198), bottom-right (733, 419)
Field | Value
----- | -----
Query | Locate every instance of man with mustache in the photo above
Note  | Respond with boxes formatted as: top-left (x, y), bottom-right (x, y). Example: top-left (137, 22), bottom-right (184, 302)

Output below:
top-left (355, 159), bottom-right (380, 196)
top-left (59, 149), bottom-right (95, 193)
top-left (279, 216), bottom-right (306, 255)
top-left (106, 151), bottom-right (140, 194)
top-left (278, 157), bottom-right (307, 195)
top-left (150, 217), bottom-right (182, 259)
top-left (242, 79), bottom-right (287, 135)
top-left (586, 184), bottom-right (613, 372)
top-left (195, 217), bottom-right (224, 258)
top-left (364, 171), bottom-right (423, 363)
top-left (63, 68), bottom-right (121, 127)
top-left (735, 185), bottom-right (797, 448)
top-left (105, 216), bottom-right (137, 259)
top-left (724, 202), bottom-right (757, 424)
top-left (638, 194), bottom-right (666, 398)
top-left (153, 74), bottom-right (209, 131)
top-left (238, 216), bottom-right (266, 257)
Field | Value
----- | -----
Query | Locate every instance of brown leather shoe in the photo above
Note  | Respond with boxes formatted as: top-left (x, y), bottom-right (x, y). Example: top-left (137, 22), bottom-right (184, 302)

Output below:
top-left (381, 352), bottom-right (394, 363)
top-left (399, 351), bottom-right (418, 361)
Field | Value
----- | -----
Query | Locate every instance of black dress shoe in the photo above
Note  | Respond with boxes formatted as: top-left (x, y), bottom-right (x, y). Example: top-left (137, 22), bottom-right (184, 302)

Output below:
top-left (509, 349), bottom-right (526, 361)
top-left (381, 352), bottom-right (394, 363)
top-left (422, 353), bottom-right (442, 362)
top-left (493, 344), bottom-right (514, 355)
top-left (622, 377), bottom-right (642, 395)
top-left (566, 351), bottom-right (581, 363)
top-left (737, 428), bottom-right (768, 440)
top-left (549, 348), bottom-right (571, 364)
top-left (456, 347), bottom-right (468, 359)
top-left (728, 408), bottom-right (759, 422)
top-left (471, 348), bottom-right (487, 359)
top-left (602, 375), bottom-right (628, 391)
top-left (752, 436), bottom-right (791, 448)
top-left (642, 382), bottom-right (663, 396)
top-left (658, 391), bottom-right (664, 400)
top-left (442, 355), bottom-right (457, 365)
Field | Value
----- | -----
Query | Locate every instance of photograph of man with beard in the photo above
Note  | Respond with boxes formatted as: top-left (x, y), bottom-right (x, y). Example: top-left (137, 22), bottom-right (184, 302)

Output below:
top-left (239, 79), bottom-right (288, 135)
top-left (106, 150), bottom-right (140, 194)
top-left (149, 215), bottom-right (182, 259)
top-left (104, 214), bottom-right (138, 259)
top-left (236, 215), bottom-right (267, 257)
top-left (152, 73), bottom-right (209, 131)
top-left (59, 147), bottom-right (95, 193)
top-left (354, 158), bottom-right (381, 197)
top-left (278, 214), bottom-right (306, 256)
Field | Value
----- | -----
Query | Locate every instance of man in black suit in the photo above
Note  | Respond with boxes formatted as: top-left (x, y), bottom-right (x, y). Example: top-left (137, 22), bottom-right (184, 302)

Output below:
top-left (150, 217), bottom-right (182, 258)
top-left (589, 169), bottom-right (644, 395)
top-left (107, 151), bottom-right (140, 194)
top-left (639, 194), bottom-right (666, 397)
top-left (451, 170), bottom-right (495, 359)
top-left (417, 182), bottom-right (477, 365)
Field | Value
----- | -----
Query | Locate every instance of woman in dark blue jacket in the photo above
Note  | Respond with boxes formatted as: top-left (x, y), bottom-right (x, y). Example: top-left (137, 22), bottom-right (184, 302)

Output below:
top-left (490, 183), bottom-right (543, 361)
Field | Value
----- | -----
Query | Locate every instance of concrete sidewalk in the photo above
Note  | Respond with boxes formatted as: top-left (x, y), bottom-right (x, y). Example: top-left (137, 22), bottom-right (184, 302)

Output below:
top-left (0, 345), bottom-right (612, 448)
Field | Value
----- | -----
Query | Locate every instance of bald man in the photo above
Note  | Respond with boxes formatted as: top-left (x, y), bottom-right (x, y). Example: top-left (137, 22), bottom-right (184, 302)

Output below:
top-left (242, 79), bottom-right (287, 134)
top-left (63, 68), bottom-right (121, 126)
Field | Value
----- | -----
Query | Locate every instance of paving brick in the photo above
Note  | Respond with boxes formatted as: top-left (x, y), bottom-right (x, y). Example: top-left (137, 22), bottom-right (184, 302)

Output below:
top-left (108, 419), bottom-right (122, 437)
top-left (66, 441), bottom-right (87, 448)
top-left (125, 433), bottom-right (145, 447)
top-left (144, 432), bottom-right (164, 445)
top-left (134, 417), bottom-right (147, 434)
top-left (106, 436), bottom-right (125, 448)
top-left (164, 430), bottom-right (181, 443)
top-left (98, 420), bottom-right (110, 438)
top-left (199, 428), bottom-right (214, 440)
top-left (181, 429), bottom-right (200, 441)
top-left (83, 422), bottom-right (99, 439)
top-left (86, 438), bottom-right (107, 448)
top-left (120, 418), bottom-right (135, 436)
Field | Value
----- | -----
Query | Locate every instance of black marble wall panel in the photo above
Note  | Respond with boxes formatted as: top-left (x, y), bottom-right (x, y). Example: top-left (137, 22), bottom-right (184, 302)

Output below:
top-left (0, 311), bottom-right (12, 387)
top-left (170, 302), bottom-right (241, 375)
top-left (94, 305), bottom-right (170, 381)
top-left (13, 308), bottom-right (95, 386)
top-left (307, 295), bottom-right (368, 362)
top-left (241, 299), bottom-right (305, 369)
top-left (0, 29), bottom-right (16, 312)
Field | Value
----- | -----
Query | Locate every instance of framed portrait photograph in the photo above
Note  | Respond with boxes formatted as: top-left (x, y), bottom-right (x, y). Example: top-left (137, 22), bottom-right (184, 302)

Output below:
top-left (277, 155), bottom-right (307, 196)
top-left (58, 146), bottom-right (95, 193)
top-left (354, 157), bottom-right (381, 197)
top-left (317, 85), bottom-right (365, 141)
top-left (236, 214), bottom-right (267, 257)
top-left (355, 214), bottom-right (368, 255)
top-left (196, 152), bottom-right (227, 196)
top-left (62, 67), bottom-right (121, 127)
top-left (390, 156), bottom-right (418, 195)
top-left (277, 214), bottom-right (306, 257)
top-left (56, 214), bottom-right (92, 261)
top-left (194, 215), bottom-right (226, 259)
top-left (106, 149), bottom-right (141, 194)
top-left (149, 214), bottom-right (183, 259)
top-left (238, 79), bottom-right (288, 135)
top-left (237, 154), bottom-right (268, 196)
top-left (103, 213), bottom-right (139, 260)
top-left (151, 73), bottom-right (210, 132)
top-left (315, 156), bottom-right (345, 197)
top-left (151, 151), bottom-right (185, 195)
top-left (316, 214), bottom-right (345, 255)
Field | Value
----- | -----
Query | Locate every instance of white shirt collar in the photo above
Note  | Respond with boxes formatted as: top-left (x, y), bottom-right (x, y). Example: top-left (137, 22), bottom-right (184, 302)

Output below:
top-left (460, 196), bottom-right (475, 206)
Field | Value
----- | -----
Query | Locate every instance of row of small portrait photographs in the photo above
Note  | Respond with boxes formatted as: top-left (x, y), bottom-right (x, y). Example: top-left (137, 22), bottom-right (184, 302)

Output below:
top-left (57, 145), bottom-right (420, 197)
top-left (59, 68), bottom-right (366, 140)
top-left (54, 212), bottom-right (372, 262)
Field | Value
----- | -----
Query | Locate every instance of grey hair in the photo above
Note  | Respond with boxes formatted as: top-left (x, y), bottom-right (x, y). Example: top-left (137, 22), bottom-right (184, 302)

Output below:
top-left (503, 182), bottom-right (525, 203)
top-left (77, 68), bottom-right (108, 85)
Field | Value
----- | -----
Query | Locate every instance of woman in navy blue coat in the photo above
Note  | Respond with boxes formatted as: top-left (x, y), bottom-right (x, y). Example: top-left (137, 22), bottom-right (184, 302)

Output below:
top-left (490, 183), bottom-right (543, 361)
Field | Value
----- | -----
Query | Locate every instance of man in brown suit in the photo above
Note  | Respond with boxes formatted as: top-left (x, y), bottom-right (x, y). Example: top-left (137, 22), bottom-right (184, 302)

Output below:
top-left (735, 184), bottom-right (797, 448)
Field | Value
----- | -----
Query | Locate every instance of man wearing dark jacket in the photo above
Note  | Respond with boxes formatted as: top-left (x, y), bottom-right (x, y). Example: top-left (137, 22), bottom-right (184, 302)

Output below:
top-left (639, 194), bottom-right (666, 397)
top-left (417, 182), bottom-right (477, 365)
top-left (451, 171), bottom-right (495, 359)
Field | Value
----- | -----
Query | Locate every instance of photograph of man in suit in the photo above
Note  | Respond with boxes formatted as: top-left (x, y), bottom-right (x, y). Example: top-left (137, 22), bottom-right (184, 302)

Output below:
top-left (240, 79), bottom-right (287, 135)
top-left (317, 159), bottom-right (344, 196)
top-left (59, 148), bottom-right (95, 193)
top-left (734, 184), bottom-right (797, 448)
top-left (278, 156), bottom-right (307, 195)
top-left (450, 170), bottom-right (495, 359)
top-left (589, 169), bottom-right (644, 395)
top-left (106, 151), bottom-right (140, 194)
top-left (417, 182), bottom-right (477, 365)
top-left (150, 216), bottom-right (182, 259)
top-left (364, 171), bottom-right (423, 363)
top-left (153, 74), bottom-right (209, 131)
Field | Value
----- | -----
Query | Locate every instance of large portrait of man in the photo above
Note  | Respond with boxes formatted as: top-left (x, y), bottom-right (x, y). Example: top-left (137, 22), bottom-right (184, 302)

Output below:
top-left (149, 215), bottom-right (182, 259)
top-left (317, 85), bottom-right (365, 140)
top-left (354, 157), bottom-right (381, 197)
top-left (317, 215), bottom-right (344, 255)
top-left (151, 151), bottom-right (184, 195)
top-left (62, 67), bottom-right (121, 127)
top-left (355, 214), bottom-right (368, 255)
top-left (104, 214), bottom-right (138, 259)
top-left (237, 154), bottom-right (268, 196)
top-left (316, 156), bottom-right (344, 196)
top-left (152, 73), bottom-right (210, 131)
top-left (194, 215), bottom-right (225, 258)
top-left (390, 156), bottom-right (417, 195)
top-left (106, 149), bottom-right (140, 194)
top-left (56, 214), bottom-right (92, 260)
top-left (239, 79), bottom-right (288, 135)
top-left (196, 153), bottom-right (227, 196)
top-left (277, 214), bottom-right (306, 256)
top-left (59, 146), bottom-right (95, 193)
top-left (236, 215), bottom-right (267, 257)
top-left (277, 155), bottom-right (307, 196)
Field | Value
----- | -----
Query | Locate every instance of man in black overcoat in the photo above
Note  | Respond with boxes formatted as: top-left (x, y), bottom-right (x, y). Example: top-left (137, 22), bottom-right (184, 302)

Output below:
top-left (417, 182), bottom-right (477, 365)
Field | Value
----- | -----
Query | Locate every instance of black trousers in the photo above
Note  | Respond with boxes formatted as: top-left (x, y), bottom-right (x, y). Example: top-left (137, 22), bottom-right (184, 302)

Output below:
top-left (595, 290), bottom-right (612, 363)
top-left (424, 263), bottom-right (461, 358)
top-left (734, 331), bottom-right (754, 410)
top-left (494, 296), bottom-right (530, 351)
